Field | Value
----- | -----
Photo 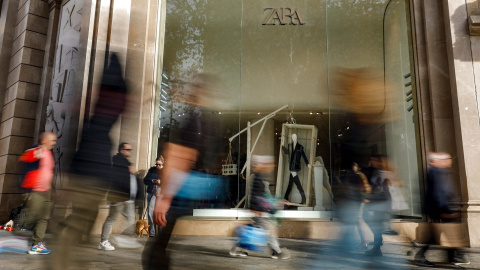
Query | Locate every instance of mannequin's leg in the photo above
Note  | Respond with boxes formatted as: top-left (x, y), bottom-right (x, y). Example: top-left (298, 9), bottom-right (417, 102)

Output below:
top-left (284, 174), bottom-right (294, 200)
top-left (293, 175), bottom-right (306, 204)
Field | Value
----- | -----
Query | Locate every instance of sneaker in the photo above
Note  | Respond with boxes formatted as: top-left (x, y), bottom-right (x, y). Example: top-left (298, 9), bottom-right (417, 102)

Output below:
top-left (271, 250), bottom-right (290, 260)
top-left (229, 249), bottom-right (248, 257)
top-left (451, 254), bottom-right (470, 266)
top-left (413, 258), bottom-right (434, 267)
top-left (98, 240), bottom-right (115, 251)
top-left (27, 242), bottom-right (51, 255)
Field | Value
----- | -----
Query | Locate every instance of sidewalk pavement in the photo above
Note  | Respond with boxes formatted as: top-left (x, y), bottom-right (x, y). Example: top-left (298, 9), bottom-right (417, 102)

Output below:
top-left (1, 232), bottom-right (479, 269)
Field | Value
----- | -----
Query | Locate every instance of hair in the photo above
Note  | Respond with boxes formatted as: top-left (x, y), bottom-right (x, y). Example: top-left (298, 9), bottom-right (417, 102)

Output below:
top-left (118, 142), bottom-right (129, 152)
top-left (427, 152), bottom-right (450, 163)
top-left (39, 132), bottom-right (55, 144)
top-left (156, 155), bottom-right (164, 162)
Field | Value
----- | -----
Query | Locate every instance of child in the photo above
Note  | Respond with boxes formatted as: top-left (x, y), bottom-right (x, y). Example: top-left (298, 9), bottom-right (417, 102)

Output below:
top-left (230, 155), bottom-right (290, 259)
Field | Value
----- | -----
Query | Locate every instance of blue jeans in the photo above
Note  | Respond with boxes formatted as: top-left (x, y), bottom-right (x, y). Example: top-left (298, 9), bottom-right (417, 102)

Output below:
top-left (147, 193), bottom-right (156, 236)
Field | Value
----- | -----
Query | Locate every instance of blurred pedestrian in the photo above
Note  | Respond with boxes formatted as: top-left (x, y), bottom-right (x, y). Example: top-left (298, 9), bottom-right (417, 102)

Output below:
top-left (142, 73), bottom-right (225, 269)
top-left (362, 155), bottom-right (391, 256)
top-left (19, 132), bottom-right (57, 255)
top-left (98, 143), bottom-right (138, 250)
top-left (413, 152), bottom-right (470, 267)
top-left (230, 155), bottom-right (290, 259)
top-left (144, 155), bottom-right (164, 237)
top-left (49, 53), bottom-right (128, 269)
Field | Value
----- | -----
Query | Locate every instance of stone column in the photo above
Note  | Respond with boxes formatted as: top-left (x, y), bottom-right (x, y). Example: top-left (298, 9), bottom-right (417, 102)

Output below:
top-left (0, 0), bottom-right (21, 122)
top-left (33, 0), bottom-right (62, 143)
top-left (443, 0), bottom-right (480, 247)
top-left (0, 0), bottom-right (49, 220)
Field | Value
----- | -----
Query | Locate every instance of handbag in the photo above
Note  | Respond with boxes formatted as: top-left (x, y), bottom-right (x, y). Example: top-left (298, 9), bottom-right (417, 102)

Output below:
top-left (389, 185), bottom-right (409, 211)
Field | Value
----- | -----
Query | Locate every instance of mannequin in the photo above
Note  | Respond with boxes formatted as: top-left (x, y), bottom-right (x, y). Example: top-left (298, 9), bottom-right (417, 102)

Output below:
top-left (282, 134), bottom-right (311, 204)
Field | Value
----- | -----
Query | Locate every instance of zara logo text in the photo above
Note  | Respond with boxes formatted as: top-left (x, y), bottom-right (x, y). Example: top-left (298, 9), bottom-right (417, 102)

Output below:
top-left (262, 8), bottom-right (305, 25)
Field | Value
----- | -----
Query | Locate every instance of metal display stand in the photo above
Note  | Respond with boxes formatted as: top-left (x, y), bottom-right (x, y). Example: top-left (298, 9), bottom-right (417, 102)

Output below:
top-left (276, 124), bottom-right (318, 207)
top-left (229, 105), bottom-right (289, 208)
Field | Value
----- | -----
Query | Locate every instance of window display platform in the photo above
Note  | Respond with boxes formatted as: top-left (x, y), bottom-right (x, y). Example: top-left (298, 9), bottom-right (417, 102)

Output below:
top-left (192, 209), bottom-right (333, 219)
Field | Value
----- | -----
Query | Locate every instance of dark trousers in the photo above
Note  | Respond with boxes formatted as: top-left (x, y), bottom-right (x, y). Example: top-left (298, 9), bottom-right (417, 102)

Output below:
top-left (363, 209), bottom-right (387, 249)
top-left (142, 197), bottom-right (193, 270)
top-left (284, 174), bottom-right (306, 204)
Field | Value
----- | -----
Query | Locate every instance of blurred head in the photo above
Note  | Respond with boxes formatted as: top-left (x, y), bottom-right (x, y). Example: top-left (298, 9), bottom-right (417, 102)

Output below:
top-left (352, 162), bottom-right (360, 173)
top-left (187, 73), bottom-right (224, 108)
top-left (40, 132), bottom-right (57, 150)
top-left (155, 155), bottom-right (164, 169)
top-left (252, 155), bottom-right (275, 173)
top-left (369, 155), bottom-right (381, 169)
top-left (119, 143), bottom-right (133, 158)
top-left (291, 134), bottom-right (297, 142)
top-left (428, 152), bottom-right (452, 168)
top-left (332, 67), bottom-right (396, 125)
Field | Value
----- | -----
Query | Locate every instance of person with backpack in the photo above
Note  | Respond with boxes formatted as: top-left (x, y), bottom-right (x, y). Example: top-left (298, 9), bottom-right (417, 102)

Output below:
top-left (19, 132), bottom-right (57, 255)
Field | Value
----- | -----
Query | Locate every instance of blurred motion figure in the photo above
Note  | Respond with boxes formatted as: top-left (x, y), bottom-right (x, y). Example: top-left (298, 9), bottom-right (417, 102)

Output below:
top-left (49, 53), bottom-right (128, 269)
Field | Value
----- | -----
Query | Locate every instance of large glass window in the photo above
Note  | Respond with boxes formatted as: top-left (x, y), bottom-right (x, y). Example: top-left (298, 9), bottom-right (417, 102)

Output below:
top-left (156, 0), bottom-right (422, 218)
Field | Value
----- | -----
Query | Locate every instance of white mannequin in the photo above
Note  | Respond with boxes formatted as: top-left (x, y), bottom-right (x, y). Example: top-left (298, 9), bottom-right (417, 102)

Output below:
top-left (290, 134), bottom-right (311, 177)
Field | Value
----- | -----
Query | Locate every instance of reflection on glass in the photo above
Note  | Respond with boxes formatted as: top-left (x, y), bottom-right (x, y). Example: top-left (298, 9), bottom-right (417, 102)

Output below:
top-left (156, 0), bottom-right (420, 219)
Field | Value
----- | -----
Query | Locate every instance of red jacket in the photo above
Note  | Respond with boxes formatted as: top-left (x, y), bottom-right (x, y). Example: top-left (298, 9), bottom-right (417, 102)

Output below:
top-left (19, 145), bottom-right (41, 190)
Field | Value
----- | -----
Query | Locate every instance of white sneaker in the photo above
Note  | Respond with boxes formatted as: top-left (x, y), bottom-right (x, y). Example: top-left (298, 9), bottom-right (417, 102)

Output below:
top-left (98, 240), bottom-right (115, 251)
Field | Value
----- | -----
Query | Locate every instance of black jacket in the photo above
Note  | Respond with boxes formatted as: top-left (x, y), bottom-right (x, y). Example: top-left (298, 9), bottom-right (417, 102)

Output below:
top-left (282, 142), bottom-right (309, 172)
top-left (249, 173), bottom-right (270, 213)
top-left (108, 153), bottom-right (132, 203)
top-left (425, 166), bottom-right (457, 219)
top-left (144, 166), bottom-right (159, 194)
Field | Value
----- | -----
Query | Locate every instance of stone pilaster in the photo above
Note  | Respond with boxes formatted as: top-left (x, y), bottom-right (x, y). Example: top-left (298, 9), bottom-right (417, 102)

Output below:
top-left (33, 0), bottom-right (61, 143)
top-left (443, 0), bottom-right (480, 247)
top-left (0, 1), bottom-right (21, 126)
top-left (0, 0), bottom-right (49, 221)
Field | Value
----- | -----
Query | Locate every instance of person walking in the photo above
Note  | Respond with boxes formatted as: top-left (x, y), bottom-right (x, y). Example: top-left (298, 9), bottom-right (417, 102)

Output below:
top-left (143, 156), bottom-right (164, 237)
top-left (414, 152), bottom-right (470, 267)
top-left (19, 132), bottom-right (57, 255)
top-left (98, 143), bottom-right (138, 251)
top-left (230, 155), bottom-right (290, 259)
top-left (142, 73), bottom-right (225, 269)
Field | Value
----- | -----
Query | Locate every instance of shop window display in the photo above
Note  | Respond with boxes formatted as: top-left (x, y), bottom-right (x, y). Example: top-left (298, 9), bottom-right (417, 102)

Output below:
top-left (157, 0), bottom-right (422, 219)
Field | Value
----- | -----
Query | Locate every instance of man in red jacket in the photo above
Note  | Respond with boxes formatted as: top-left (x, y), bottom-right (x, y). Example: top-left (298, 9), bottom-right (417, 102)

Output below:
top-left (19, 132), bottom-right (57, 255)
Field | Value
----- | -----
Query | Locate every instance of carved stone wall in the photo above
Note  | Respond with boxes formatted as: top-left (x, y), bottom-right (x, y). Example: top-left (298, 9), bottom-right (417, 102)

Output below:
top-left (43, 0), bottom-right (84, 190)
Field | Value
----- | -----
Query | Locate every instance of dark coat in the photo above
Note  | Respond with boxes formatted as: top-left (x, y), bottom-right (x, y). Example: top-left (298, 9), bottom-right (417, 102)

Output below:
top-left (249, 173), bottom-right (269, 213)
top-left (425, 166), bottom-right (456, 219)
top-left (144, 166), bottom-right (159, 194)
top-left (108, 153), bottom-right (132, 203)
top-left (69, 53), bottom-right (127, 191)
top-left (282, 142), bottom-right (309, 172)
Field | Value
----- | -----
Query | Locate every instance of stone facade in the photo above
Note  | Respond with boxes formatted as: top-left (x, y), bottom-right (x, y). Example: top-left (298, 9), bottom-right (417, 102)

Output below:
top-left (0, 0), bottom-right (479, 245)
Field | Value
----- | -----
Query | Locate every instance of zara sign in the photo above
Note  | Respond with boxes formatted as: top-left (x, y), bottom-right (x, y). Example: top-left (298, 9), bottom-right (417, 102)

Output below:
top-left (262, 8), bottom-right (305, 25)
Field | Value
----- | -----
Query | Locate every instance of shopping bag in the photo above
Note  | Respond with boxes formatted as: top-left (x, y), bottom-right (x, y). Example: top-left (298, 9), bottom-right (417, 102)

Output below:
top-left (235, 224), bottom-right (268, 252)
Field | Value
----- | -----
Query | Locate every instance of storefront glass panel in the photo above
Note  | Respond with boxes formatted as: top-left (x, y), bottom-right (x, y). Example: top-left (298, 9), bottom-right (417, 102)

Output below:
top-left (156, 0), bottom-right (422, 219)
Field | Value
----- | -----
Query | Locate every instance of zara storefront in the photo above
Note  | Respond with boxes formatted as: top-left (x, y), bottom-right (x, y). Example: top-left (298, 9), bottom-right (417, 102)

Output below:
top-left (154, 0), bottom-right (422, 220)
top-left (1, 0), bottom-right (479, 246)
